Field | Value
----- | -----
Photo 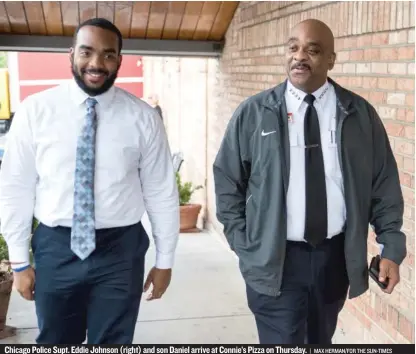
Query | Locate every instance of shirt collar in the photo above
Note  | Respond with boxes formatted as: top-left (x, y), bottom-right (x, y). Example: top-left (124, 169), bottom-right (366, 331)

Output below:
top-left (286, 79), bottom-right (331, 113)
top-left (69, 79), bottom-right (116, 108)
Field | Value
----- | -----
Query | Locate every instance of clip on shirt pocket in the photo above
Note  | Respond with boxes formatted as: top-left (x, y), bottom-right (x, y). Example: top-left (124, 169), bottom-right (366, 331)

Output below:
top-left (327, 119), bottom-right (342, 176)
top-left (328, 118), bottom-right (337, 147)
top-left (329, 130), bottom-right (336, 146)
top-left (289, 128), bottom-right (298, 147)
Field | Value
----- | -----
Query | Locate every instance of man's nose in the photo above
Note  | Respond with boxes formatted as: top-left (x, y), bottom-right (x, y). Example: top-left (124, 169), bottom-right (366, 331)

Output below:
top-left (89, 55), bottom-right (105, 68)
top-left (293, 49), bottom-right (308, 62)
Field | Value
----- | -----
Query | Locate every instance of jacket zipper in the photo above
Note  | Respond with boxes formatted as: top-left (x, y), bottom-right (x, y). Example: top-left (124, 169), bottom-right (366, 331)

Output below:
top-left (336, 105), bottom-right (351, 175)
top-left (336, 118), bottom-right (345, 175)
top-left (246, 195), bottom-right (252, 205)
top-left (275, 101), bottom-right (288, 297)
top-left (336, 104), bottom-right (351, 277)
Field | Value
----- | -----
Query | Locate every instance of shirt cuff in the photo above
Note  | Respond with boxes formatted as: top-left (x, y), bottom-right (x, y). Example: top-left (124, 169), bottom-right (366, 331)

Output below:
top-left (8, 242), bottom-right (30, 268)
top-left (155, 251), bottom-right (175, 269)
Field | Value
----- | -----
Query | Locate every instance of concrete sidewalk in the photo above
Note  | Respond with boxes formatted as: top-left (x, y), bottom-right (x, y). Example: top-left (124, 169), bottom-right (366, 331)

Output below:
top-left (0, 226), bottom-right (259, 344)
top-left (0, 216), bottom-right (350, 344)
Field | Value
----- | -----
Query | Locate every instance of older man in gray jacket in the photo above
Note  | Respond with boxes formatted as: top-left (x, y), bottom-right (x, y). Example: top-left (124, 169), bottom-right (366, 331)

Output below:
top-left (213, 19), bottom-right (406, 345)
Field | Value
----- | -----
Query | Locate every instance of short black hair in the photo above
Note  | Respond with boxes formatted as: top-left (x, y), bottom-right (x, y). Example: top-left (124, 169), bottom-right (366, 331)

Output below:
top-left (73, 18), bottom-right (123, 54)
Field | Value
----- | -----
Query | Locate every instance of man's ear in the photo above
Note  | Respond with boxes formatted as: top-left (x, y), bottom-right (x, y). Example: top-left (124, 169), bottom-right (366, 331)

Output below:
top-left (118, 54), bottom-right (123, 68)
top-left (328, 52), bottom-right (336, 70)
top-left (69, 47), bottom-right (74, 61)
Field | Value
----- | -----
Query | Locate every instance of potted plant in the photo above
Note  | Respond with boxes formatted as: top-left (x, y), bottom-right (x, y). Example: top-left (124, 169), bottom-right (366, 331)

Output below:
top-left (176, 172), bottom-right (203, 233)
top-left (0, 234), bottom-right (15, 339)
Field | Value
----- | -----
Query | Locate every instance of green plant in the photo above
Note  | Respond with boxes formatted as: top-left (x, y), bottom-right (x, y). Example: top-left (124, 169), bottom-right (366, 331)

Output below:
top-left (32, 218), bottom-right (39, 232)
top-left (0, 235), bottom-right (8, 262)
top-left (0, 234), bottom-right (11, 279)
top-left (0, 52), bottom-right (7, 69)
top-left (176, 172), bottom-right (203, 206)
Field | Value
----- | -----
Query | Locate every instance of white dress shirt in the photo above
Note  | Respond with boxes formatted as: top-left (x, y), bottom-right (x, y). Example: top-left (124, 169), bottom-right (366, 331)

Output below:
top-left (0, 80), bottom-right (179, 269)
top-left (285, 80), bottom-right (346, 242)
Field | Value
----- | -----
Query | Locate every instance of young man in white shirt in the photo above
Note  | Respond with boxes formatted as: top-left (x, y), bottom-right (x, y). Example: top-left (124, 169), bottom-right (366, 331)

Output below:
top-left (0, 18), bottom-right (179, 344)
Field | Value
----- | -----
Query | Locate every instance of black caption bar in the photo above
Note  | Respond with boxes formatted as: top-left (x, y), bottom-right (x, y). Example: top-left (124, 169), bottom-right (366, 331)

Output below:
top-left (0, 345), bottom-right (414, 354)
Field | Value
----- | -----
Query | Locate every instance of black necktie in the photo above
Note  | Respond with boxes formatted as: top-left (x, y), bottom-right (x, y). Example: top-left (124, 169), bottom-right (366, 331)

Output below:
top-left (303, 94), bottom-right (328, 246)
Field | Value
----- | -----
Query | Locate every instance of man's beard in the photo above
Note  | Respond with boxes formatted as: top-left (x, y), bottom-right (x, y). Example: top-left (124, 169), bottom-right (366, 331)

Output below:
top-left (71, 63), bottom-right (118, 97)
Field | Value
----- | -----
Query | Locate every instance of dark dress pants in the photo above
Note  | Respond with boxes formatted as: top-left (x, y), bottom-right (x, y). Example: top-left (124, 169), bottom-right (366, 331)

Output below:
top-left (31, 221), bottom-right (149, 344)
top-left (246, 233), bottom-right (349, 344)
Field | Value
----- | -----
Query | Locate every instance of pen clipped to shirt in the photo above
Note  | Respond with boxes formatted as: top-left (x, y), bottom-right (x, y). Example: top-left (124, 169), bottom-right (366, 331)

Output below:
top-left (330, 117), bottom-right (336, 144)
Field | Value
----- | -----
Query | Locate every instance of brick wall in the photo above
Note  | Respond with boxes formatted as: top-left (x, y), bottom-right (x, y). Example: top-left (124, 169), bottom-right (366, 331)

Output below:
top-left (206, 1), bottom-right (415, 344)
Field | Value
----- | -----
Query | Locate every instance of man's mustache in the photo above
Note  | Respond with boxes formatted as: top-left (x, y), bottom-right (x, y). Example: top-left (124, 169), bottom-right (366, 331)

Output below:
top-left (291, 63), bottom-right (311, 70)
top-left (81, 68), bottom-right (109, 76)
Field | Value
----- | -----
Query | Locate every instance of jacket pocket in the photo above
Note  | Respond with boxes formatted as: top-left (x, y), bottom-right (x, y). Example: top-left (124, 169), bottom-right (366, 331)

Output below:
top-left (245, 193), bottom-right (255, 245)
top-left (232, 194), bottom-right (253, 251)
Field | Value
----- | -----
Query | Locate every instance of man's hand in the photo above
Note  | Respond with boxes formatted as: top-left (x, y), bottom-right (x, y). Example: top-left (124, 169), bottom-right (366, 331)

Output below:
top-left (13, 267), bottom-right (35, 301)
top-left (143, 267), bottom-right (172, 301)
top-left (379, 258), bottom-right (400, 294)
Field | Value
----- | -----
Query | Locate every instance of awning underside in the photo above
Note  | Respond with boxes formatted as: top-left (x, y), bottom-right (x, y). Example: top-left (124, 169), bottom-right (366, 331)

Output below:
top-left (0, 1), bottom-right (239, 56)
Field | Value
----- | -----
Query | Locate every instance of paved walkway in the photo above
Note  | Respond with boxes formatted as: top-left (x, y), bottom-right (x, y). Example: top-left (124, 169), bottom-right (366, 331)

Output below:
top-left (0, 219), bottom-right (259, 344)
top-left (0, 215), bottom-right (350, 344)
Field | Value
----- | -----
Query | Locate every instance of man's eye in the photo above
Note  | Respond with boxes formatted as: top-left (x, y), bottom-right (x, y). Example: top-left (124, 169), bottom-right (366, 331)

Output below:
top-left (80, 51), bottom-right (90, 57)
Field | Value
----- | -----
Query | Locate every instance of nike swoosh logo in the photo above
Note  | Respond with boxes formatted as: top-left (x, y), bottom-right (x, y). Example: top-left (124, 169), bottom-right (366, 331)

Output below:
top-left (261, 130), bottom-right (277, 136)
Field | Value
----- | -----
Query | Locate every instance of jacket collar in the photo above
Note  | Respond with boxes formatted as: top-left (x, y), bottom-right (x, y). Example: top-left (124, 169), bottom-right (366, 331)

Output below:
top-left (328, 77), bottom-right (354, 115)
top-left (263, 77), bottom-right (354, 114)
top-left (286, 80), bottom-right (331, 113)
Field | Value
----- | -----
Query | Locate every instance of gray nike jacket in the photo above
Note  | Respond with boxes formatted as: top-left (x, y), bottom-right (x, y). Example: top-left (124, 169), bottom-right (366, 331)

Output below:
top-left (213, 78), bottom-right (406, 299)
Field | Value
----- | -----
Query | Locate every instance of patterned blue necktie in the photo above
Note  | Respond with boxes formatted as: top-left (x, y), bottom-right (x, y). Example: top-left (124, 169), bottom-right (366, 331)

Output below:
top-left (70, 97), bottom-right (98, 260)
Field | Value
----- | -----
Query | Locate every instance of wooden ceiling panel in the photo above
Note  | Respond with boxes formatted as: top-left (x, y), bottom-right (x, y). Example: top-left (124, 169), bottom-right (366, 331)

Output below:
top-left (61, 1), bottom-right (80, 36)
top-left (114, 2), bottom-right (133, 38)
top-left (96, 2), bottom-right (114, 23)
top-left (3, 1), bottom-right (28, 34)
top-left (78, 1), bottom-right (97, 23)
top-left (178, 1), bottom-right (204, 40)
top-left (193, 1), bottom-right (222, 40)
top-left (162, 1), bottom-right (186, 40)
top-left (0, 2), bottom-right (10, 33)
top-left (0, 2), bottom-right (12, 33)
top-left (146, 1), bottom-right (169, 39)
top-left (42, 1), bottom-right (63, 35)
top-left (129, 1), bottom-right (151, 38)
top-left (23, 2), bottom-right (47, 35)
top-left (0, 1), bottom-right (238, 42)
top-left (210, 1), bottom-right (239, 41)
